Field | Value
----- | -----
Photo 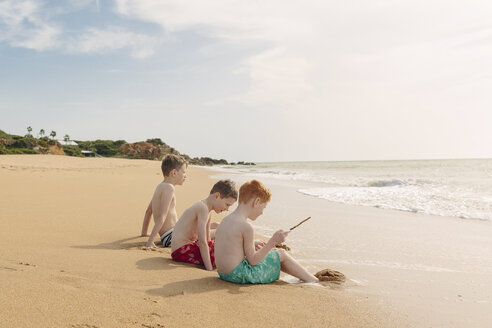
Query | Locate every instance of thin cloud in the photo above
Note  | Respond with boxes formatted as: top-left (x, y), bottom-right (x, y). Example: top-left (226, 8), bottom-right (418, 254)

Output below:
top-left (113, 0), bottom-right (316, 105)
top-left (67, 26), bottom-right (159, 58)
top-left (232, 47), bottom-right (313, 106)
top-left (0, 0), bottom-right (61, 51)
top-left (113, 0), bottom-right (492, 109)
top-left (0, 0), bottom-right (160, 57)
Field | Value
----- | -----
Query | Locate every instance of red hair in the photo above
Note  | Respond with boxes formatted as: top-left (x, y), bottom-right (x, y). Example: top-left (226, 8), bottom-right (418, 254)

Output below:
top-left (238, 180), bottom-right (271, 204)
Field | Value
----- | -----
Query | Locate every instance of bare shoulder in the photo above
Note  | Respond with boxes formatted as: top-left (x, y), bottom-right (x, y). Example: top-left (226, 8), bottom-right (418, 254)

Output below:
top-left (241, 220), bottom-right (255, 233)
top-left (156, 182), bottom-right (175, 195)
top-left (185, 201), bottom-right (208, 216)
top-left (196, 201), bottom-right (210, 217)
top-left (226, 215), bottom-right (253, 233)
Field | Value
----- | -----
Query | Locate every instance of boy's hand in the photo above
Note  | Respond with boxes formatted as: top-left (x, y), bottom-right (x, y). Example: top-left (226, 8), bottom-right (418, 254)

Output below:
top-left (145, 241), bottom-right (157, 248)
top-left (272, 230), bottom-right (289, 244)
top-left (255, 240), bottom-right (266, 250)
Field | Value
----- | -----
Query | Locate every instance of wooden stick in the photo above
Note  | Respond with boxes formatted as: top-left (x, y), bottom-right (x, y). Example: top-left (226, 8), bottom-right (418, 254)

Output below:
top-left (290, 216), bottom-right (311, 230)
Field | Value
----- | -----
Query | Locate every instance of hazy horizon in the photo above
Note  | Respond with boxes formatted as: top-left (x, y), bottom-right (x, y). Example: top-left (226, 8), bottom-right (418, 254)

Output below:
top-left (1, 1), bottom-right (491, 162)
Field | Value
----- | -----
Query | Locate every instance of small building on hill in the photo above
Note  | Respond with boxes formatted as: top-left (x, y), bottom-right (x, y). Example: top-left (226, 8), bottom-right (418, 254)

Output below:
top-left (59, 140), bottom-right (78, 146)
top-left (81, 150), bottom-right (96, 157)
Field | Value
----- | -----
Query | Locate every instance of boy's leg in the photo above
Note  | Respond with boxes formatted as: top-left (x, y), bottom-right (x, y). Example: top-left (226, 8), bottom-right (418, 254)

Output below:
top-left (208, 240), bottom-right (216, 267)
top-left (141, 201), bottom-right (153, 236)
top-left (276, 249), bottom-right (318, 283)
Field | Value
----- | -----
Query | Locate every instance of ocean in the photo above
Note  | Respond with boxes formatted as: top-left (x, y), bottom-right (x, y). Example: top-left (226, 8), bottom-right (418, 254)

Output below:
top-left (206, 158), bottom-right (492, 327)
top-left (213, 158), bottom-right (492, 221)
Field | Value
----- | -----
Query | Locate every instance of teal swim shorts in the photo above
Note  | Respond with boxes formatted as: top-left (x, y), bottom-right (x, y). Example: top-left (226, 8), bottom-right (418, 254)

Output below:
top-left (218, 250), bottom-right (281, 284)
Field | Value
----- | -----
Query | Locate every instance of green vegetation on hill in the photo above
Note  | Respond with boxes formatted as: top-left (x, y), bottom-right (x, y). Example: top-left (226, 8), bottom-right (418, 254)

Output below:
top-left (0, 130), bottom-right (58, 155)
top-left (75, 140), bottom-right (126, 157)
top-left (0, 130), bottom-right (10, 139)
top-left (62, 146), bottom-right (83, 157)
top-left (0, 129), bottom-right (253, 166)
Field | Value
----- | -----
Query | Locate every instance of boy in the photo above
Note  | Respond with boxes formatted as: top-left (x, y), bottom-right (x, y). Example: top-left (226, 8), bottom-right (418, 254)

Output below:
top-left (215, 180), bottom-right (319, 284)
top-left (171, 179), bottom-right (238, 271)
top-left (142, 154), bottom-right (187, 248)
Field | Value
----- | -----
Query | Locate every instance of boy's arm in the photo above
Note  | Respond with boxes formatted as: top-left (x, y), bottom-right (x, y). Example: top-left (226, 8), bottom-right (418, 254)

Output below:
top-left (146, 185), bottom-right (174, 248)
top-left (206, 217), bottom-right (211, 241)
top-left (140, 200), bottom-right (153, 237)
top-left (197, 208), bottom-right (213, 270)
top-left (244, 225), bottom-right (289, 266)
top-left (255, 240), bottom-right (266, 250)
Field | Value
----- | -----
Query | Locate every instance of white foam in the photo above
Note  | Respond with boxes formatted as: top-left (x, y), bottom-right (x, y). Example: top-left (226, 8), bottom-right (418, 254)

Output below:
top-left (298, 185), bottom-right (492, 221)
top-left (217, 159), bottom-right (492, 222)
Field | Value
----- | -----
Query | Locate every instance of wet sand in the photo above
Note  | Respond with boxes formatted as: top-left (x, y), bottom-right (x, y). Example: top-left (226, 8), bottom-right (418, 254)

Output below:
top-left (212, 171), bottom-right (492, 328)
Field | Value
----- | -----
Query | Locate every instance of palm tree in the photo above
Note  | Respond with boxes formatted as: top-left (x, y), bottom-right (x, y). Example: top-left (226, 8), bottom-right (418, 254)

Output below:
top-left (39, 129), bottom-right (45, 138)
top-left (63, 134), bottom-right (70, 142)
top-left (50, 130), bottom-right (56, 140)
top-left (27, 126), bottom-right (32, 137)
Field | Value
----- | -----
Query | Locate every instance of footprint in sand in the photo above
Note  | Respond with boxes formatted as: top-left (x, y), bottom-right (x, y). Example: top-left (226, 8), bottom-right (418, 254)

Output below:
top-left (140, 313), bottom-right (165, 328)
top-left (137, 246), bottom-right (167, 253)
top-left (0, 266), bottom-right (17, 272)
top-left (143, 297), bottom-right (159, 304)
top-left (18, 262), bottom-right (36, 267)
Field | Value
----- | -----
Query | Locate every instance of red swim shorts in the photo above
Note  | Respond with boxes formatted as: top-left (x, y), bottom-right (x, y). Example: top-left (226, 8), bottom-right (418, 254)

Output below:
top-left (171, 240), bottom-right (215, 267)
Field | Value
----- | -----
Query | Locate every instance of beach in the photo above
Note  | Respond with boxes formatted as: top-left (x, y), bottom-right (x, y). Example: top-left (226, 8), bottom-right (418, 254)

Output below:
top-left (0, 155), bottom-right (391, 328)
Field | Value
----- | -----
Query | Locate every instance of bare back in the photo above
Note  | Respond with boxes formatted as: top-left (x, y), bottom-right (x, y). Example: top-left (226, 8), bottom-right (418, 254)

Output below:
top-left (171, 201), bottom-right (210, 252)
top-left (214, 213), bottom-right (253, 274)
top-left (151, 182), bottom-right (177, 235)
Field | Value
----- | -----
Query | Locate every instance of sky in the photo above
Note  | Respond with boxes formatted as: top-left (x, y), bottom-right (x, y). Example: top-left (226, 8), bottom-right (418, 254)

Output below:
top-left (0, 0), bottom-right (491, 162)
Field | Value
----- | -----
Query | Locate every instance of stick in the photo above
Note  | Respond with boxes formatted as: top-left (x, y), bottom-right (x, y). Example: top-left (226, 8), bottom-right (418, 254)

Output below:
top-left (290, 216), bottom-right (311, 230)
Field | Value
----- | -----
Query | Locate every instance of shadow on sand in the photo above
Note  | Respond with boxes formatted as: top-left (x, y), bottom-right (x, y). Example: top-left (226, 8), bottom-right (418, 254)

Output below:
top-left (147, 275), bottom-right (289, 297)
top-left (147, 276), bottom-right (249, 297)
top-left (71, 236), bottom-right (164, 251)
top-left (135, 257), bottom-right (181, 271)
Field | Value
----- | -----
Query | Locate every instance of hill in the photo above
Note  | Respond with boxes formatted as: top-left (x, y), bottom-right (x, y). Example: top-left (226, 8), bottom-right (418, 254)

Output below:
top-left (0, 130), bottom-right (246, 166)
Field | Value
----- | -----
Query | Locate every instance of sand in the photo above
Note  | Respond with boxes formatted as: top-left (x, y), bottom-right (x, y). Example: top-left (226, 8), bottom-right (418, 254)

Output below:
top-left (0, 155), bottom-right (391, 328)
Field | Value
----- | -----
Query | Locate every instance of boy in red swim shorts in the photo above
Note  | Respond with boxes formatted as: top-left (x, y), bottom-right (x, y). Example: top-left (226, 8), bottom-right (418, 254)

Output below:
top-left (171, 180), bottom-right (237, 270)
top-left (171, 240), bottom-right (216, 267)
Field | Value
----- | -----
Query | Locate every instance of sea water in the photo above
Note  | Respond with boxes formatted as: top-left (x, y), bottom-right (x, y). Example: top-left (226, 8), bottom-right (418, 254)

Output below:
top-left (207, 159), bottom-right (492, 327)
top-left (214, 158), bottom-right (492, 221)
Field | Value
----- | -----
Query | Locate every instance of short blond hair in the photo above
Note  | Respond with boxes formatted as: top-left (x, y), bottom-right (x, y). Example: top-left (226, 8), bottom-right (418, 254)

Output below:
top-left (161, 154), bottom-right (187, 176)
top-left (238, 180), bottom-right (271, 204)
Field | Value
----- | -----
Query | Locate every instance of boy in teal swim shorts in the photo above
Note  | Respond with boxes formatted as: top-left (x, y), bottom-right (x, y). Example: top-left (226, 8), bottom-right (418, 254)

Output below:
top-left (215, 180), bottom-right (318, 284)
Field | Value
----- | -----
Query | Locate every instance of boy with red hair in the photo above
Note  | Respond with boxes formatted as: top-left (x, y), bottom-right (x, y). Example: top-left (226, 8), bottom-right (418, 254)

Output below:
top-left (215, 180), bottom-right (318, 284)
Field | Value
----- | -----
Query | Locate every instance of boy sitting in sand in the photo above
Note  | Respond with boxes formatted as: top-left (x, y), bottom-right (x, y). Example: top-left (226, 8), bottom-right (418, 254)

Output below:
top-left (171, 180), bottom-right (238, 271)
top-left (214, 180), bottom-right (319, 284)
top-left (141, 154), bottom-right (187, 248)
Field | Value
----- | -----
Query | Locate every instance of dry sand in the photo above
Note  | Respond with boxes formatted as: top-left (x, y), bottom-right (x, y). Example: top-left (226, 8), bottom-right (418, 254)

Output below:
top-left (0, 155), bottom-right (392, 328)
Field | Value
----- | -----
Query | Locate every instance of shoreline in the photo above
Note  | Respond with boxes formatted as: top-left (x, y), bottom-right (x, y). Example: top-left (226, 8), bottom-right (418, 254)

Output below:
top-left (210, 168), bottom-right (492, 328)
top-left (203, 158), bottom-right (492, 223)
top-left (0, 155), bottom-right (393, 328)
